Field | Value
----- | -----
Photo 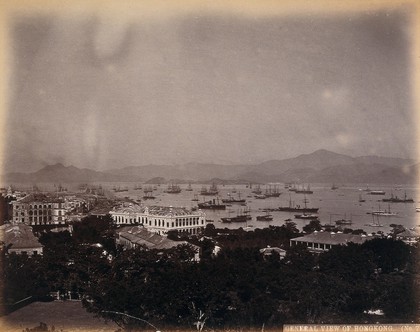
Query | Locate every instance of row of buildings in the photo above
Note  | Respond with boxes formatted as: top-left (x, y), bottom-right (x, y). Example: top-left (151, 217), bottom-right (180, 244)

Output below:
top-left (2, 187), bottom-right (419, 258)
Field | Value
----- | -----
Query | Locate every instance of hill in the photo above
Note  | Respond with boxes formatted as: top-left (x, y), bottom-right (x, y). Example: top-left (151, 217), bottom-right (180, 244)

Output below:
top-left (2, 150), bottom-right (417, 184)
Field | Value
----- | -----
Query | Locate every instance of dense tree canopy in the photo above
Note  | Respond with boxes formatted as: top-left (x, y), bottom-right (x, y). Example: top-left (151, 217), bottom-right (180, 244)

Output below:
top-left (2, 221), bottom-right (418, 329)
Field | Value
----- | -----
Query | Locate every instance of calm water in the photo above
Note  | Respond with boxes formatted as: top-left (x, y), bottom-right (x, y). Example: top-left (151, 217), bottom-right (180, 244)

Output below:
top-left (108, 183), bottom-right (420, 233)
top-left (7, 182), bottom-right (419, 233)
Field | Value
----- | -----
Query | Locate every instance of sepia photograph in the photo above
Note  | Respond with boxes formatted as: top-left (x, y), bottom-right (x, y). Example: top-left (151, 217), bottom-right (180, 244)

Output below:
top-left (0, 0), bottom-right (419, 331)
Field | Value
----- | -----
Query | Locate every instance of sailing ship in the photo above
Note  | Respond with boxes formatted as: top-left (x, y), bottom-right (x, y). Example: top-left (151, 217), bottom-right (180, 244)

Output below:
top-left (334, 214), bottom-right (353, 225)
top-left (221, 208), bottom-right (249, 223)
top-left (143, 186), bottom-right (154, 193)
top-left (164, 183), bottom-right (182, 194)
top-left (288, 183), bottom-right (298, 192)
top-left (252, 184), bottom-right (262, 195)
top-left (358, 194), bottom-right (366, 203)
top-left (371, 204), bottom-right (397, 216)
top-left (277, 194), bottom-right (319, 213)
top-left (114, 186), bottom-right (129, 192)
top-left (222, 192), bottom-right (246, 204)
top-left (264, 184), bottom-right (281, 197)
top-left (200, 183), bottom-right (219, 196)
top-left (368, 190), bottom-right (386, 195)
top-left (142, 192), bottom-right (156, 200)
top-left (382, 191), bottom-right (414, 203)
top-left (197, 198), bottom-right (226, 210)
top-left (256, 211), bottom-right (273, 221)
top-left (294, 213), bottom-right (319, 220)
top-left (366, 214), bottom-right (383, 227)
top-left (185, 183), bottom-right (193, 191)
top-left (295, 184), bottom-right (313, 194)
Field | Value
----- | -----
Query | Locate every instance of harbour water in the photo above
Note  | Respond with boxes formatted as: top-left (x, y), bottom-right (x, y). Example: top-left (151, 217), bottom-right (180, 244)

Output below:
top-left (108, 183), bottom-right (420, 233)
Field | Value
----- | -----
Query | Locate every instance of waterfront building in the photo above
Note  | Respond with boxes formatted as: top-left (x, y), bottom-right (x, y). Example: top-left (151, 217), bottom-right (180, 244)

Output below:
top-left (0, 223), bottom-right (43, 256)
top-left (110, 204), bottom-right (206, 236)
top-left (290, 231), bottom-right (371, 253)
top-left (11, 193), bottom-right (67, 225)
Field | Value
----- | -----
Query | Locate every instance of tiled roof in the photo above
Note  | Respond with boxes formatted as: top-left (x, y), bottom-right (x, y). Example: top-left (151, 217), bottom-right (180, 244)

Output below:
top-left (117, 225), bottom-right (196, 250)
top-left (15, 193), bottom-right (63, 204)
top-left (0, 223), bottom-right (43, 249)
top-left (396, 229), bottom-right (420, 238)
top-left (291, 231), bottom-right (370, 245)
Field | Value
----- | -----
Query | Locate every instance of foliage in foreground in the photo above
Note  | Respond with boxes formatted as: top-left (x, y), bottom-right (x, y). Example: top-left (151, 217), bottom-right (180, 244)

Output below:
top-left (1, 220), bottom-right (419, 329)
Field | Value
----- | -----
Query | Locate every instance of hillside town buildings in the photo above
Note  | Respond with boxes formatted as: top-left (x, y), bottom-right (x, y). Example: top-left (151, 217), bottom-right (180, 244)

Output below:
top-left (110, 204), bottom-right (207, 236)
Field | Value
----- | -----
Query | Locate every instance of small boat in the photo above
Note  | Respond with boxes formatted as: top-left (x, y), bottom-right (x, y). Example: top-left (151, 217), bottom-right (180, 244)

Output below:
top-left (335, 214), bottom-right (352, 225)
top-left (358, 194), bottom-right (365, 203)
top-left (416, 207), bottom-right (420, 212)
top-left (256, 212), bottom-right (273, 221)
top-left (368, 190), bottom-right (386, 195)
top-left (185, 183), bottom-right (193, 191)
top-left (191, 194), bottom-right (199, 202)
top-left (254, 194), bottom-right (267, 199)
top-left (294, 213), bottom-right (318, 220)
top-left (331, 183), bottom-right (339, 190)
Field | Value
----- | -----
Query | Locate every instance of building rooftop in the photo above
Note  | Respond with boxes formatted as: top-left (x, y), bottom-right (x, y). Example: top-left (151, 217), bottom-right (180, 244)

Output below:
top-left (117, 225), bottom-right (195, 250)
top-left (14, 193), bottom-right (63, 204)
top-left (396, 228), bottom-right (420, 238)
top-left (292, 231), bottom-right (371, 246)
top-left (0, 223), bottom-right (43, 250)
top-left (112, 205), bottom-right (198, 217)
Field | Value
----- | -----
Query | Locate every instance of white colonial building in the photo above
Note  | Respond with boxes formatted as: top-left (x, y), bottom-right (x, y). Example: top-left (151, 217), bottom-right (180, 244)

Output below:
top-left (110, 204), bottom-right (207, 236)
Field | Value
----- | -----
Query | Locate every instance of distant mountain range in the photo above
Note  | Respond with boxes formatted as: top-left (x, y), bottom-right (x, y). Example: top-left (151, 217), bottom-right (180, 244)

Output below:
top-left (2, 149), bottom-right (418, 184)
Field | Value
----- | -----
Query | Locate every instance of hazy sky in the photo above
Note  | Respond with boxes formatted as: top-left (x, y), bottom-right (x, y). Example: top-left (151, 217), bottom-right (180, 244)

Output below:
top-left (3, 5), bottom-right (416, 172)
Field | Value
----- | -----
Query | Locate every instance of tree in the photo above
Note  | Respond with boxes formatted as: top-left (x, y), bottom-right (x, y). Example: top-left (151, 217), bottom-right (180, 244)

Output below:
top-left (302, 220), bottom-right (321, 233)
top-left (361, 238), bottom-right (411, 273)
